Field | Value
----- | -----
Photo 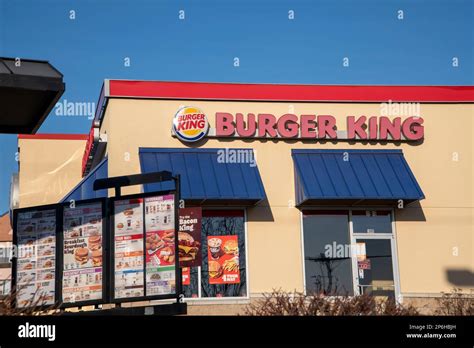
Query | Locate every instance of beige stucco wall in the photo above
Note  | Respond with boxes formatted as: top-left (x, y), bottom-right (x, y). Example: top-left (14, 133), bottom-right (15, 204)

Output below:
top-left (101, 99), bottom-right (473, 297)
top-left (18, 138), bottom-right (86, 208)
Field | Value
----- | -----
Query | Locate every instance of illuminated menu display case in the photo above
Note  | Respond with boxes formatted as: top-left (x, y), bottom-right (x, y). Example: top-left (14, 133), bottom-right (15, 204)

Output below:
top-left (12, 189), bottom-right (181, 309)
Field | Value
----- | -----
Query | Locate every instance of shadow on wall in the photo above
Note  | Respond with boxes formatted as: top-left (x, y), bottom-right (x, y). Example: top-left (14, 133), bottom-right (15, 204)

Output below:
top-left (393, 201), bottom-right (426, 222)
top-left (446, 269), bottom-right (474, 287)
top-left (245, 199), bottom-right (429, 223)
top-left (246, 198), bottom-right (275, 222)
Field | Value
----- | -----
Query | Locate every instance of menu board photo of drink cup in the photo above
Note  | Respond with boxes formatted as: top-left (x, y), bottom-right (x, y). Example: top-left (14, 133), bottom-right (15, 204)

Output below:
top-left (114, 198), bottom-right (145, 299)
top-left (62, 202), bottom-right (103, 304)
top-left (144, 195), bottom-right (176, 296)
top-left (16, 209), bottom-right (56, 308)
top-left (178, 207), bottom-right (202, 268)
top-left (207, 235), bottom-right (240, 285)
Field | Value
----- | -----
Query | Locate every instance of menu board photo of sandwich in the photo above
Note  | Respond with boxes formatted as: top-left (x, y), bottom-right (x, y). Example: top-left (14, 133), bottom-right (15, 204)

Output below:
top-left (16, 209), bottom-right (56, 308)
top-left (145, 195), bottom-right (176, 296)
top-left (114, 198), bottom-right (145, 299)
top-left (62, 203), bottom-right (103, 303)
top-left (207, 235), bottom-right (240, 285)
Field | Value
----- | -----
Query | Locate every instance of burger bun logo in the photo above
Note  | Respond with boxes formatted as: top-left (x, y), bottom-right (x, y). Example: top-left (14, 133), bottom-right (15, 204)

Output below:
top-left (173, 106), bottom-right (209, 142)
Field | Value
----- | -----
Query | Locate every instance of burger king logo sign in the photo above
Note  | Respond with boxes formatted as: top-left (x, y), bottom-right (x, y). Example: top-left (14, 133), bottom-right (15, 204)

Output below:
top-left (173, 106), bottom-right (209, 142)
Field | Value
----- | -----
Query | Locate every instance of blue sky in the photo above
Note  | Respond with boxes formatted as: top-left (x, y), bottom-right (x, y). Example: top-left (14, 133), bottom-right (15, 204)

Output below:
top-left (0, 0), bottom-right (472, 213)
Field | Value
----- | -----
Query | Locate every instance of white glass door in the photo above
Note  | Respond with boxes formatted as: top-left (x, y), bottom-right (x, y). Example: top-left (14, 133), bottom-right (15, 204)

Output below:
top-left (349, 210), bottom-right (401, 301)
top-left (354, 237), bottom-right (396, 298)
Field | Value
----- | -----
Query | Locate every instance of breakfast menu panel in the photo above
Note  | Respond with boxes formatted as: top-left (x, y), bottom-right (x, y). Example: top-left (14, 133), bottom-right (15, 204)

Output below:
top-left (144, 195), bottom-right (176, 296)
top-left (114, 198), bottom-right (145, 299)
top-left (62, 203), bottom-right (103, 303)
top-left (16, 209), bottom-right (56, 308)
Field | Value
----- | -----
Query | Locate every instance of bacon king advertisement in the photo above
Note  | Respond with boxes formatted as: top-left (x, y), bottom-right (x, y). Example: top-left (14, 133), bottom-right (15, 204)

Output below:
top-left (207, 235), bottom-right (240, 285)
top-left (178, 207), bottom-right (202, 267)
top-left (145, 195), bottom-right (176, 296)
top-left (114, 198), bottom-right (145, 299)
top-left (62, 202), bottom-right (103, 303)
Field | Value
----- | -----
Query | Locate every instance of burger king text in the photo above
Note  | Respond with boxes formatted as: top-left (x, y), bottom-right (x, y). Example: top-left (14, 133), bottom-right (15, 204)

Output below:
top-left (215, 113), bottom-right (424, 141)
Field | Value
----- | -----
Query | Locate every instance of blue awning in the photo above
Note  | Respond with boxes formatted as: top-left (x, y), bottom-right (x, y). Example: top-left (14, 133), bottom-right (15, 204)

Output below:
top-left (139, 148), bottom-right (266, 205)
top-left (60, 158), bottom-right (108, 203)
top-left (292, 149), bottom-right (424, 206)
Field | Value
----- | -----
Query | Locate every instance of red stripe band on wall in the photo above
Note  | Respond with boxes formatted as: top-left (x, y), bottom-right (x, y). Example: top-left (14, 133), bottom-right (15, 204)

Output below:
top-left (18, 134), bottom-right (89, 140)
top-left (108, 80), bottom-right (474, 102)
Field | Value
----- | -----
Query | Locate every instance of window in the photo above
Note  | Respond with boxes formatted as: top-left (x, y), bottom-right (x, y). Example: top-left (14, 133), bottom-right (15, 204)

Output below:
top-left (183, 210), bottom-right (247, 299)
top-left (302, 210), bottom-right (353, 295)
top-left (302, 209), bottom-right (399, 299)
top-left (352, 210), bottom-right (392, 234)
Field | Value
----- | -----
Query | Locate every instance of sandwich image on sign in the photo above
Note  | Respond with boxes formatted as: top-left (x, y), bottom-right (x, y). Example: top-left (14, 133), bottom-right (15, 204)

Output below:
top-left (74, 248), bottom-right (89, 264)
top-left (91, 249), bottom-right (102, 266)
top-left (208, 260), bottom-right (223, 279)
top-left (223, 239), bottom-right (239, 256)
top-left (88, 235), bottom-right (101, 251)
top-left (178, 232), bottom-right (200, 263)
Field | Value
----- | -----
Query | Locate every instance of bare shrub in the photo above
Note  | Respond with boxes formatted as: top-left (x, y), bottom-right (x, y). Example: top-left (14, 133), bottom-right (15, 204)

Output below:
top-left (434, 288), bottom-right (474, 316)
top-left (243, 289), bottom-right (419, 316)
top-left (0, 285), bottom-right (60, 316)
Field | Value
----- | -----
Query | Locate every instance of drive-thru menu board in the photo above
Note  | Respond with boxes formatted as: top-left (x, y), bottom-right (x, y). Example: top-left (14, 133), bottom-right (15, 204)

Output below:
top-left (113, 195), bottom-right (177, 299)
top-left (16, 209), bottom-right (56, 307)
top-left (62, 202), bottom-right (103, 303)
top-left (14, 190), bottom-right (180, 307)
top-left (114, 198), bottom-right (145, 299)
top-left (144, 195), bottom-right (176, 296)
